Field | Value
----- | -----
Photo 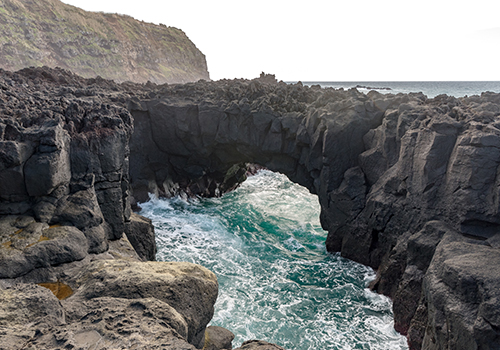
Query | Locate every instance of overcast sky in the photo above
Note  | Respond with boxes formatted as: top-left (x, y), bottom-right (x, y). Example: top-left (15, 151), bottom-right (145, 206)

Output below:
top-left (61, 0), bottom-right (500, 82)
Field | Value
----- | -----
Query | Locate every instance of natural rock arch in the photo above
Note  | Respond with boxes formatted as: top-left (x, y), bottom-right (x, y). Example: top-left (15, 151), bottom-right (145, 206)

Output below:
top-left (128, 78), bottom-right (500, 350)
top-left (128, 80), bottom-right (393, 202)
top-left (1, 67), bottom-right (499, 350)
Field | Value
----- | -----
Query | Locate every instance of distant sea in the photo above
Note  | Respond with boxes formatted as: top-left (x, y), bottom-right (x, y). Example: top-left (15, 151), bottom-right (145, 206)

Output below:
top-left (296, 81), bottom-right (500, 98)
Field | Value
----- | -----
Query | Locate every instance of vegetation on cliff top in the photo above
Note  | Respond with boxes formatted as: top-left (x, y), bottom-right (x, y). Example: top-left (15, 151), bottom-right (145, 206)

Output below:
top-left (0, 0), bottom-right (210, 83)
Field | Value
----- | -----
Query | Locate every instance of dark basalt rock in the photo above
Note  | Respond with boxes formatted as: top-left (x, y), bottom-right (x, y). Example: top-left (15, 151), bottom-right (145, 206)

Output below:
top-left (1, 66), bottom-right (500, 349)
top-left (124, 77), bottom-right (500, 349)
top-left (126, 212), bottom-right (157, 261)
top-left (234, 340), bottom-right (287, 350)
top-left (0, 67), bottom-right (223, 349)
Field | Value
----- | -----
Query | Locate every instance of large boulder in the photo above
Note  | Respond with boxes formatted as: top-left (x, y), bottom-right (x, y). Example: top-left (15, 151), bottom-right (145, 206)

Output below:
top-left (0, 260), bottom-right (219, 350)
top-left (0, 215), bottom-right (88, 279)
top-left (203, 326), bottom-right (235, 350)
top-left (69, 260), bottom-right (219, 348)
top-left (126, 212), bottom-right (157, 261)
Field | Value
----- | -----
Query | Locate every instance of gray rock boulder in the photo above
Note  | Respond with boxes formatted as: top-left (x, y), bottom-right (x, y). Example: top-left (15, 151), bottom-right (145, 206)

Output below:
top-left (0, 215), bottom-right (88, 278)
top-left (0, 260), bottom-right (220, 350)
top-left (70, 260), bottom-right (219, 348)
top-left (234, 340), bottom-right (286, 350)
top-left (126, 212), bottom-right (157, 261)
top-left (203, 326), bottom-right (235, 350)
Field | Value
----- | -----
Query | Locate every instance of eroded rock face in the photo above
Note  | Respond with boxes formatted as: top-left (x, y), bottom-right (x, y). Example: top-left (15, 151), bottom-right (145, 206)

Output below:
top-left (2, 67), bottom-right (500, 349)
top-left (0, 67), bottom-right (231, 350)
top-left (419, 231), bottom-right (500, 350)
top-left (0, 217), bottom-right (88, 279)
top-left (126, 212), bottom-right (157, 261)
top-left (125, 78), bottom-right (500, 349)
top-left (127, 78), bottom-right (402, 203)
top-left (0, 260), bottom-right (218, 349)
top-left (0, 0), bottom-right (209, 84)
top-left (0, 67), bottom-right (133, 249)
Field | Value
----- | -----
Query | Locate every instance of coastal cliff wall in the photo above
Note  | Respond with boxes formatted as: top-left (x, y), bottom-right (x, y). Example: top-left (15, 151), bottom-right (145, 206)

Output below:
top-left (0, 0), bottom-right (209, 84)
top-left (0, 68), bottom-right (220, 349)
top-left (1, 67), bottom-right (499, 349)
top-left (127, 76), bottom-right (500, 350)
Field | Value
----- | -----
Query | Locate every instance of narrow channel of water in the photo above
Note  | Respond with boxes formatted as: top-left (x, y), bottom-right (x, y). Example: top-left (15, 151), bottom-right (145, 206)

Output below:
top-left (139, 170), bottom-right (408, 350)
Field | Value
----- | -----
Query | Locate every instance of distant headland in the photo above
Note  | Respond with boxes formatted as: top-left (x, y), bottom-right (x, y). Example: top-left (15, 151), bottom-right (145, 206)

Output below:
top-left (0, 0), bottom-right (209, 84)
top-left (0, 0), bottom-right (500, 348)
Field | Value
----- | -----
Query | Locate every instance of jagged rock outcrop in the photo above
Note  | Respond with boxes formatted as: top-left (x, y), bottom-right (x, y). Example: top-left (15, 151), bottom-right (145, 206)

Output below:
top-left (0, 0), bottom-right (209, 84)
top-left (341, 94), bottom-right (500, 349)
top-left (1, 67), bottom-right (500, 349)
top-left (0, 67), bottom-right (133, 257)
top-left (0, 260), bottom-right (218, 349)
top-left (127, 75), bottom-right (398, 202)
top-left (125, 77), bottom-right (500, 350)
top-left (0, 67), bottom-right (222, 349)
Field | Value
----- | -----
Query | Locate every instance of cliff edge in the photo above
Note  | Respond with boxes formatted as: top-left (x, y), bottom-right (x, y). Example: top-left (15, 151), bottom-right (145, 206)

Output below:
top-left (1, 67), bottom-right (500, 349)
top-left (0, 0), bottom-right (209, 83)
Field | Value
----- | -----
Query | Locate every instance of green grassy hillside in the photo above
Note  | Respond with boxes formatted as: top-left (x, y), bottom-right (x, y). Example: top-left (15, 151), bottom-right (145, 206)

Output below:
top-left (0, 0), bottom-right (209, 83)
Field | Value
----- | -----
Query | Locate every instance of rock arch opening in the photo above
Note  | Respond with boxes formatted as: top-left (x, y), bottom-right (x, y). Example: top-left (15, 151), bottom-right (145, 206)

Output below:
top-left (127, 79), bottom-right (500, 349)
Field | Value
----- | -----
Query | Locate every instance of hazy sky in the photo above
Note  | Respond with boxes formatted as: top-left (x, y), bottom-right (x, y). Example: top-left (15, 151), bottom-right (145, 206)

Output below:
top-left (61, 0), bottom-right (500, 81)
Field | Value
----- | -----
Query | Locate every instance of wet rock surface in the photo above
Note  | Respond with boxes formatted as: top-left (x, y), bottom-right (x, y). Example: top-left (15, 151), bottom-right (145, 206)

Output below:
top-left (1, 67), bottom-right (500, 349)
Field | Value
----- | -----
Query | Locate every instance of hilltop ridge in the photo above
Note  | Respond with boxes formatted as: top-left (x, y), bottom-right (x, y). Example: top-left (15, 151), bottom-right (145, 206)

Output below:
top-left (0, 0), bottom-right (209, 83)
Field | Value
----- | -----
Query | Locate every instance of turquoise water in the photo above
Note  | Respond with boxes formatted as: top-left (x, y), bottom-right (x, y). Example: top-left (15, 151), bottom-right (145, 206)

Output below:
top-left (139, 171), bottom-right (408, 350)
top-left (298, 81), bottom-right (500, 98)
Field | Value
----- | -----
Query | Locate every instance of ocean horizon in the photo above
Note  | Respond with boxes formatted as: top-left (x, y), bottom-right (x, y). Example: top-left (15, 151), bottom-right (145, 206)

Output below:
top-left (288, 81), bottom-right (500, 98)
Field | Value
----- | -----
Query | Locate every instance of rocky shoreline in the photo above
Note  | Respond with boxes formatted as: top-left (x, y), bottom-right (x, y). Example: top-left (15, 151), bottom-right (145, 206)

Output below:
top-left (1, 67), bottom-right (499, 349)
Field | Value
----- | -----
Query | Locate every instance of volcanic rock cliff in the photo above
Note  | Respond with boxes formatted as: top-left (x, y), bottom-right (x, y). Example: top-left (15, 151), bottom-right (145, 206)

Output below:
top-left (1, 67), bottom-right (500, 350)
top-left (0, 0), bottom-right (209, 84)
top-left (0, 68), bottom-right (219, 349)
top-left (126, 75), bottom-right (500, 350)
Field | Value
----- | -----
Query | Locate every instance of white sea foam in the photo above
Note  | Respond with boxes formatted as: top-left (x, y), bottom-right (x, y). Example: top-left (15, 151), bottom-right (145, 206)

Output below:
top-left (140, 170), bottom-right (408, 349)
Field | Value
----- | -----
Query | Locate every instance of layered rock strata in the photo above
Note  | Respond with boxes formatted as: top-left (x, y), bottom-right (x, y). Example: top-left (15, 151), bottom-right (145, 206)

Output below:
top-left (1, 67), bottom-right (500, 349)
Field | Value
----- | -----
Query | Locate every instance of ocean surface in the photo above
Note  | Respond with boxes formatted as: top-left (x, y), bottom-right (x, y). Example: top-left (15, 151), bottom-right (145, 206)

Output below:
top-left (139, 171), bottom-right (408, 350)
top-left (298, 81), bottom-right (500, 98)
